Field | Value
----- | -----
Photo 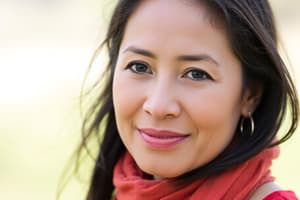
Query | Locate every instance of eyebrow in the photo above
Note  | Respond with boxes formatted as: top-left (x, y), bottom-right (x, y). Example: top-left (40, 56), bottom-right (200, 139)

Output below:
top-left (123, 46), bottom-right (156, 58)
top-left (177, 54), bottom-right (218, 65)
top-left (123, 46), bottom-right (219, 66)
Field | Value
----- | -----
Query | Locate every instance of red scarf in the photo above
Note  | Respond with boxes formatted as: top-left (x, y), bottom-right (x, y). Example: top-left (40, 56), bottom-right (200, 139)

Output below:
top-left (113, 147), bottom-right (279, 200)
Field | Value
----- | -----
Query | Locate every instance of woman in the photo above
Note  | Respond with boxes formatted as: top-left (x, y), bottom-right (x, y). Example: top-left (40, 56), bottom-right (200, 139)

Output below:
top-left (77, 0), bottom-right (299, 199)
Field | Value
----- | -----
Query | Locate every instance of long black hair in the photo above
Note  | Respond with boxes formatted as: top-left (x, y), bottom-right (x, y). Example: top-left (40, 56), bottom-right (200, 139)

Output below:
top-left (76, 1), bottom-right (299, 200)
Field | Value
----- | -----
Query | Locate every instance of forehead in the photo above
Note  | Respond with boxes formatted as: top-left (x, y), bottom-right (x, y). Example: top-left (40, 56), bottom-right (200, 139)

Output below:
top-left (120, 0), bottom-right (231, 57)
top-left (131, 0), bottom-right (208, 27)
top-left (128, 0), bottom-right (225, 31)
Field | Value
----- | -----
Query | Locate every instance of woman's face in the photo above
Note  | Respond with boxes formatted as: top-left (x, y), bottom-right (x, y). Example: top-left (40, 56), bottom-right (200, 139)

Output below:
top-left (113, 0), bottom-right (254, 179)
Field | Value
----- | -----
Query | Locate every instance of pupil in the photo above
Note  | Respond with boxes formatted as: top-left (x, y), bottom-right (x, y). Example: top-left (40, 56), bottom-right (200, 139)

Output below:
top-left (136, 64), bottom-right (147, 72)
top-left (192, 71), bottom-right (202, 78)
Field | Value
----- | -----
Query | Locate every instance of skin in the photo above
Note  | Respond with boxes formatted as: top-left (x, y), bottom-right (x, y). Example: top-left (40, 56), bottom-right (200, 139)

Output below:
top-left (249, 182), bottom-right (281, 200)
top-left (112, 0), bottom-right (258, 179)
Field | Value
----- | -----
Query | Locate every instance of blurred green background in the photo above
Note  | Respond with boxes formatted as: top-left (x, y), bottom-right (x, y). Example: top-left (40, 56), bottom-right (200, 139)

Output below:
top-left (0, 0), bottom-right (299, 199)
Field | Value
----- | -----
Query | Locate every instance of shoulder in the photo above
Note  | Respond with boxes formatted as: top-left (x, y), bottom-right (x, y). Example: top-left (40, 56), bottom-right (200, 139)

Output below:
top-left (249, 182), bottom-right (298, 200)
top-left (263, 191), bottom-right (298, 200)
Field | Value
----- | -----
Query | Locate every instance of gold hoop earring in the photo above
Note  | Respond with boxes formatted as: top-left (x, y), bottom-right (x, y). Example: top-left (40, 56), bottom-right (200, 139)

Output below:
top-left (240, 112), bottom-right (254, 136)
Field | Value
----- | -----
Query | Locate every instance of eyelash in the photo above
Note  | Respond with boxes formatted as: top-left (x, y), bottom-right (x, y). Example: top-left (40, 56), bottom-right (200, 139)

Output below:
top-left (126, 61), bottom-right (152, 74)
top-left (125, 61), bottom-right (213, 81)
top-left (182, 68), bottom-right (213, 81)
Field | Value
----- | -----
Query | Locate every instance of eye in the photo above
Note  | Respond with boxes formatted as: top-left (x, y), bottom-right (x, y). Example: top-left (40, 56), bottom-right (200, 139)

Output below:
top-left (126, 61), bottom-right (152, 74)
top-left (183, 68), bottom-right (213, 81)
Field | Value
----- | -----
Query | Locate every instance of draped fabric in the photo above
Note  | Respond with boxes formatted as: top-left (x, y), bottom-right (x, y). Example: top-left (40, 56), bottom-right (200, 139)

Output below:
top-left (113, 147), bottom-right (280, 200)
top-left (263, 191), bottom-right (299, 200)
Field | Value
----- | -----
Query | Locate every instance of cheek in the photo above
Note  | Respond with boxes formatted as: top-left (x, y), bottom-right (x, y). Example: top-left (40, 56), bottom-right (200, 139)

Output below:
top-left (112, 71), bottom-right (144, 126)
top-left (184, 85), bottom-right (242, 133)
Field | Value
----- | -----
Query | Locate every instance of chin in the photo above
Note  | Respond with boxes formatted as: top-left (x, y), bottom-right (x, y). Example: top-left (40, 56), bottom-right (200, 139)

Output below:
top-left (138, 163), bottom-right (184, 180)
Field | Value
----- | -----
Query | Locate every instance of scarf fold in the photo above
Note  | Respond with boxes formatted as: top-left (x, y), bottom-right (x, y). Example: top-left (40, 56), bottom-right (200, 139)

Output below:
top-left (113, 147), bottom-right (279, 200)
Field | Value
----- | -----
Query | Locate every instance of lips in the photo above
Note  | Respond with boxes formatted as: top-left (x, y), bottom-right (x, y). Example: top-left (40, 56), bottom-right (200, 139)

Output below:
top-left (139, 128), bottom-right (190, 149)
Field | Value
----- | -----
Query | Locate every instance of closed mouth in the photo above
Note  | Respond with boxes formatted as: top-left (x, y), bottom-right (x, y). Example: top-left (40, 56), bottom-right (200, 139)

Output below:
top-left (138, 128), bottom-right (190, 148)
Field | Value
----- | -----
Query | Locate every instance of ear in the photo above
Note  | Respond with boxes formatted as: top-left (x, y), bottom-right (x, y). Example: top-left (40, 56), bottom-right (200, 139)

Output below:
top-left (241, 86), bottom-right (263, 117)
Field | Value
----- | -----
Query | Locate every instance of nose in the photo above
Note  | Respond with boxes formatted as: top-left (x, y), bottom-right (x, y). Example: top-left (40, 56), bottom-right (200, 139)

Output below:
top-left (143, 82), bottom-right (181, 120)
